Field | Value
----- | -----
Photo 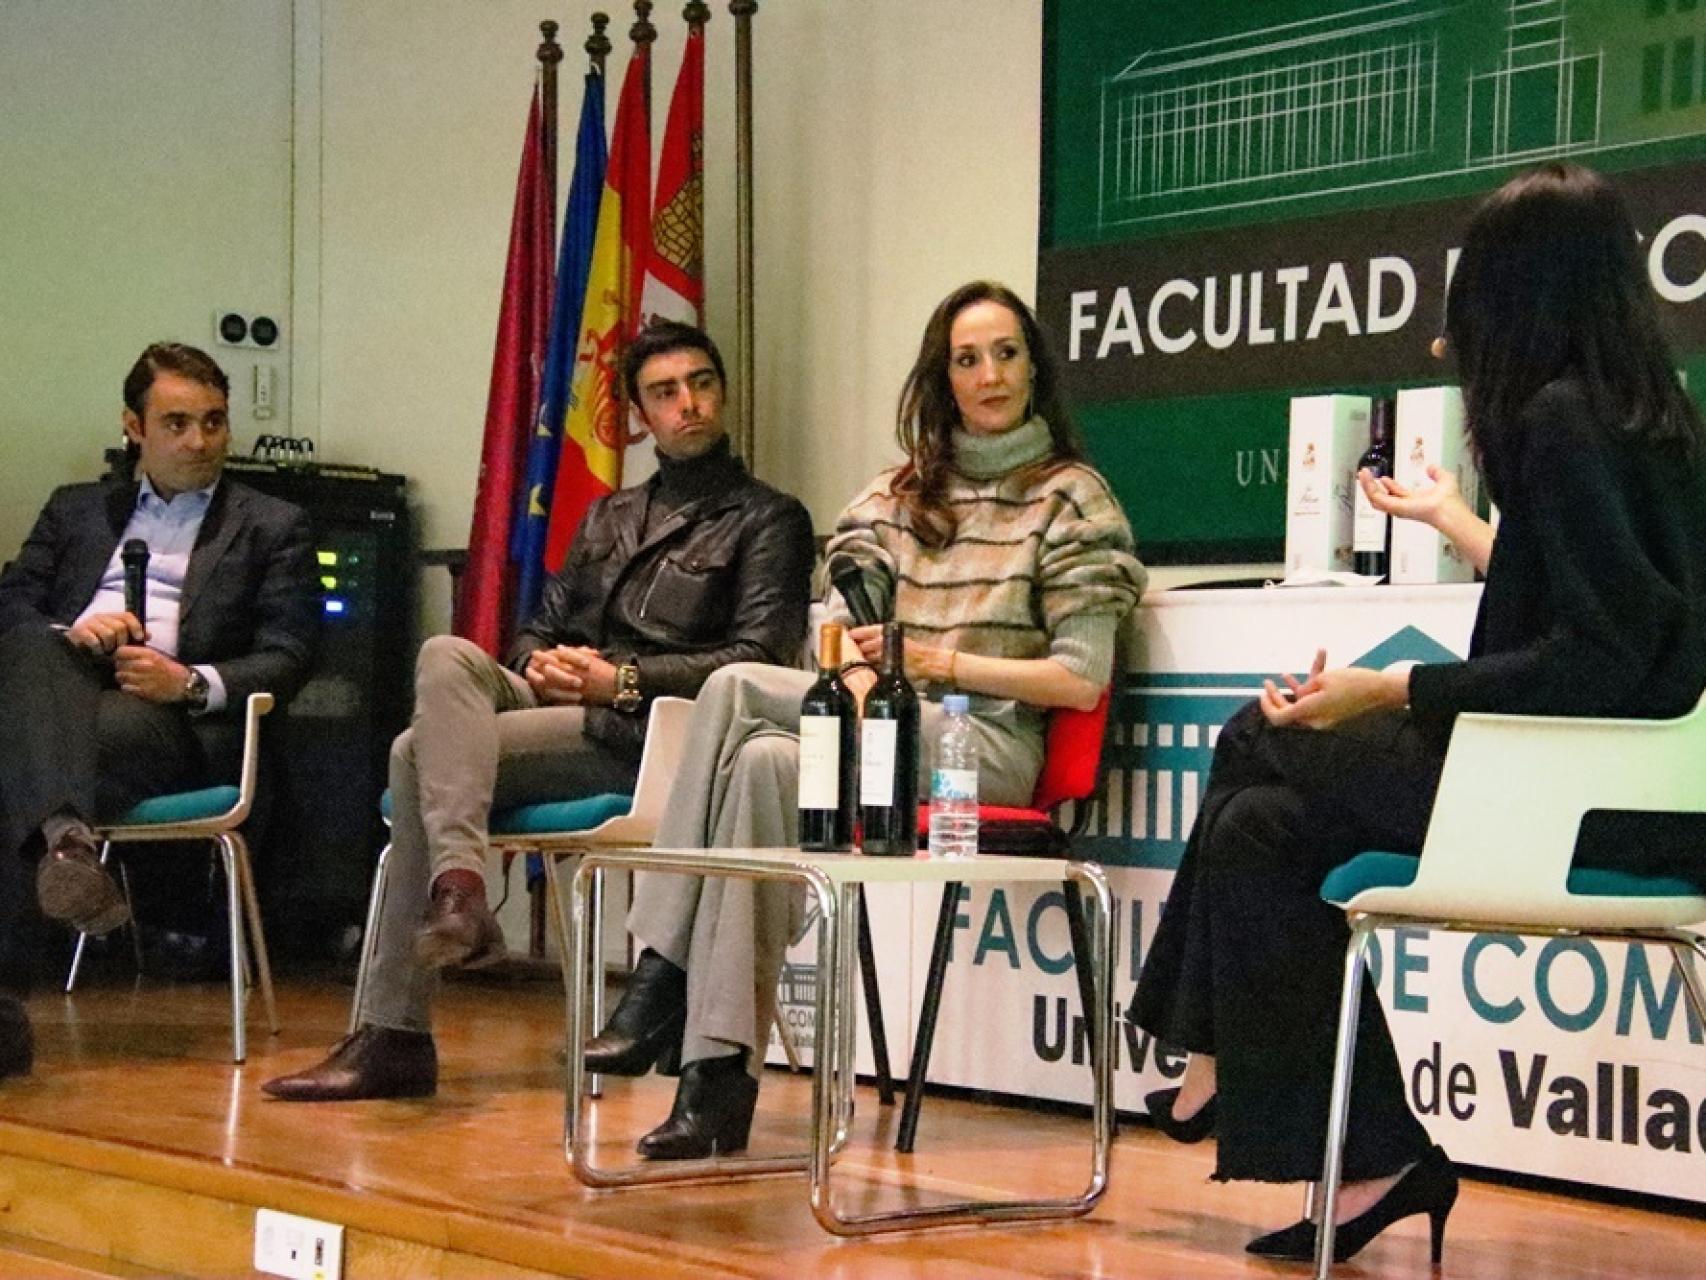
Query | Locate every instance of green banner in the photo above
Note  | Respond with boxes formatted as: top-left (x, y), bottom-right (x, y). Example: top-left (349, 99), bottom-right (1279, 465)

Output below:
top-left (1041, 0), bottom-right (1706, 562)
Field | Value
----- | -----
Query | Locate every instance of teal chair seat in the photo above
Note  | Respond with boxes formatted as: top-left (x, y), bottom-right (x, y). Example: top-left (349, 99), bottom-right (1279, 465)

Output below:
top-left (118, 785), bottom-right (242, 827)
top-left (492, 793), bottom-right (633, 836)
top-left (377, 790), bottom-right (633, 836)
top-left (1323, 851), bottom-right (1706, 905)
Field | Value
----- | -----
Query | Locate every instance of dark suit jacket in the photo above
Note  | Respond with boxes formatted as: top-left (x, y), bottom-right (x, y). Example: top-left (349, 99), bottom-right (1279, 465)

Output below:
top-left (0, 476), bottom-right (321, 713)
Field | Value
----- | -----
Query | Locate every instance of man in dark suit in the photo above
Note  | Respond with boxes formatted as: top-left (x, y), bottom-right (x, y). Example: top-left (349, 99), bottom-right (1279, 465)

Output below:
top-left (0, 342), bottom-right (320, 1078)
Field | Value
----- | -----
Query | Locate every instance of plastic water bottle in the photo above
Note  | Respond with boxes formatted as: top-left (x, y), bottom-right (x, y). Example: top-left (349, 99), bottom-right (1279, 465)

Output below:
top-left (928, 694), bottom-right (979, 859)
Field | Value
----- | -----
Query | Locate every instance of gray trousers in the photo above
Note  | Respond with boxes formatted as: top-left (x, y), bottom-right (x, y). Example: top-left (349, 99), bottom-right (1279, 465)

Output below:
top-left (628, 661), bottom-right (1037, 1076)
top-left (359, 634), bottom-right (636, 1032)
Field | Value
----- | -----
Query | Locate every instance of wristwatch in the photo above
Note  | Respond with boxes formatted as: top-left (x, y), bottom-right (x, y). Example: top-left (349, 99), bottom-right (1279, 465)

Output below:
top-left (183, 667), bottom-right (210, 713)
top-left (612, 660), bottom-right (643, 714)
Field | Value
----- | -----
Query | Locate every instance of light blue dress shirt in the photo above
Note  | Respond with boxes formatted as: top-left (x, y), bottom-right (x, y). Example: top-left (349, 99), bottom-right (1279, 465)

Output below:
top-left (74, 475), bottom-right (227, 712)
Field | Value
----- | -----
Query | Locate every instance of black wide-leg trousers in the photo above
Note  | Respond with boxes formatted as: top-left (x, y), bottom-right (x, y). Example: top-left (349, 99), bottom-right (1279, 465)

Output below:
top-left (0, 624), bottom-right (211, 992)
top-left (1131, 701), bottom-right (1442, 1183)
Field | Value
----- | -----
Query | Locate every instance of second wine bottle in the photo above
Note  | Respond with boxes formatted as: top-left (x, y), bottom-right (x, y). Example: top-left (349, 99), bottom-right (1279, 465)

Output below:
top-left (859, 621), bottom-right (920, 855)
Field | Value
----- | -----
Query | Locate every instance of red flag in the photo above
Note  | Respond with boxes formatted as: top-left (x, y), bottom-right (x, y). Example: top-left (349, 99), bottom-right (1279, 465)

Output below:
top-left (455, 88), bottom-right (554, 654)
top-left (543, 41), bottom-right (652, 570)
top-left (641, 24), bottom-right (704, 327)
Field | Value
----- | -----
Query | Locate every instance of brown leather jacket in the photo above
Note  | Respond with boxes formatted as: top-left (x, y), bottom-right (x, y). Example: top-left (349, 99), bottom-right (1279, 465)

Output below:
top-left (506, 449), bottom-right (814, 760)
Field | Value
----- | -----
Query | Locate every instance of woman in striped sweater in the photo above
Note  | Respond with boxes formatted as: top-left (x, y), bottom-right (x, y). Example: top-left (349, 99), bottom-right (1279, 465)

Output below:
top-left (584, 281), bottom-right (1147, 1159)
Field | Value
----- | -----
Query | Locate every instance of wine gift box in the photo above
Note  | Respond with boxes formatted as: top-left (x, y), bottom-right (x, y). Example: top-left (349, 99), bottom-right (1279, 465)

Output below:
top-left (1390, 386), bottom-right (1480, 585)
top-left (1285, 394), bottom-right (1370, 576)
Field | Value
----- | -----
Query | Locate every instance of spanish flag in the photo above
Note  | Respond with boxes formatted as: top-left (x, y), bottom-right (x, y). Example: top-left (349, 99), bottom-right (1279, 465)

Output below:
top-left (543, 37), bottom-right (652, 572)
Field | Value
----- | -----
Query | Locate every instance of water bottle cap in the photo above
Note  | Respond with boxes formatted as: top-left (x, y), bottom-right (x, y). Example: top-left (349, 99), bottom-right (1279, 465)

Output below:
top-left (942, 693), bottom-right (970, 713)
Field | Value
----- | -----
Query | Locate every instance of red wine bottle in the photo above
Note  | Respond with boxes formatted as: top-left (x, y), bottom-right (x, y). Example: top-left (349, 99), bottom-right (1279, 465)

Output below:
top-left (798, 622), bottom-right (857, 852)
top-left (859, 622), bottom-right (920, 856)
top-left (1353, 397), bottom-right (1395, 579)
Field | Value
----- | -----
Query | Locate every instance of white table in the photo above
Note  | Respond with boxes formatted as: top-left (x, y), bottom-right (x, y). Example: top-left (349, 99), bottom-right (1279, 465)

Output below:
top-left (548, 847), bottom-right (1115, 1236)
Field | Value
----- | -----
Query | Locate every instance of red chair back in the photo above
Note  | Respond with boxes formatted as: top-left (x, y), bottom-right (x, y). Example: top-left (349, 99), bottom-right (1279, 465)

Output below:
top-left (1031, 688), bottom-right (1112, 812)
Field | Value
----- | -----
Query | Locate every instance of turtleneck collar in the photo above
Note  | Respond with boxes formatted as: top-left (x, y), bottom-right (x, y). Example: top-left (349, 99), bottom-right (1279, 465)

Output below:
top-left (950, 415), bottom-right (1055, 479)
top-left (653, 434), bottom-right (742, 504)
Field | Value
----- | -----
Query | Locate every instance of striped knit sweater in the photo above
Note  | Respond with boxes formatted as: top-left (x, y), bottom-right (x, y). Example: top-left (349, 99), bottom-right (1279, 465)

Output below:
top-left (824, 418), bottom-right (1147, 715)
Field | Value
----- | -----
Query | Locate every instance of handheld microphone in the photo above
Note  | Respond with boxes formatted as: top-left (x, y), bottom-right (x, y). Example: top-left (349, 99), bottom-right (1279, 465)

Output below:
top-left (121, 538), bottom-right (150, 629)
top-left (826, 553), bottom-right (883, 627)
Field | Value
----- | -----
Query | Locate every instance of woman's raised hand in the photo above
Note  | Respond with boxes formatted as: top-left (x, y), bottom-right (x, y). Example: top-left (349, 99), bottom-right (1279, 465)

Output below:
top-left (1357, 464), bottom-right (1465, 530)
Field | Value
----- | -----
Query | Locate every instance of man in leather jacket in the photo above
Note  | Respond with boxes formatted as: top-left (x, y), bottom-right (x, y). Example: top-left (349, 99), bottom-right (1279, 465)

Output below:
top-left (263, 321), bottom-right (814, 1102)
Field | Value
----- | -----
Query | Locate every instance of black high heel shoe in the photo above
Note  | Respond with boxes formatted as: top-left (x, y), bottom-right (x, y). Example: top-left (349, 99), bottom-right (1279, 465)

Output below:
top-left (1144, 1086), bottom-right (1218, 1144)
top-left (636, 1053), bottom-right (758, 1160)
top-left (1245, 1144), bottom-right (1458, 1264)
top-left (583, 949), bottom-right (688, 1077)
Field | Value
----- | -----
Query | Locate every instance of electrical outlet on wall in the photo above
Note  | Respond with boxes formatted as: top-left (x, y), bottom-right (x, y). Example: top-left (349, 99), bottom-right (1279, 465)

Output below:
top-left (254, 1208), bottom-right (343, 1280)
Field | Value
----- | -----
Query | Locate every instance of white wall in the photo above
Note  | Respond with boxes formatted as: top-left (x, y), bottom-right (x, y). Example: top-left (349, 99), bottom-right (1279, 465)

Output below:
top-left (0, 0), bottom-right (293, 558)
top-left (309, 0), bottom-right (1042, 554)
top-left (0, 2), bottom-right (1056, 579)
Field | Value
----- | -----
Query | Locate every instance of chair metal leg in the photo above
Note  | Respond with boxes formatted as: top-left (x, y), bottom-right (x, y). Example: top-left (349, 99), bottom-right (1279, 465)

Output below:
top-left (349, 844), bottom-right (392, 1035)
top-left (855, 887), bottom-right (896, 1105)
top-left (215, 834), bottom-right (248, 1063)
top-left (897, 881), bottom-right (963, 1154)
top-left (1314, 917), bottom-right (1379, 1280)
top-left (1668, 933), bottom-right (1706, 1031)
top-left (230, 832), bottom-right (279, 1036)
top-left (64, 840), bottom-right (122, 994)
top-left (116, 859), bottom-right (143, 975)
top-left (588, 861), bottom-right (604, 1097)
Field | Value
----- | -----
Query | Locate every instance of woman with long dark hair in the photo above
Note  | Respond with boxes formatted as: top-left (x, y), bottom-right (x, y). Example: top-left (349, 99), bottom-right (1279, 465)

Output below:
top-left (583, 280), bottom-right (1146, 1159)
top-left (1131, 162), bottom-right (1706, 1265)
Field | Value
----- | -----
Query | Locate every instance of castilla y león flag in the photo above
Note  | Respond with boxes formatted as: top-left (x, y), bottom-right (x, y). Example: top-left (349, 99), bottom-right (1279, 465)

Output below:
top-left (641, 22), bottom-right (704, 328)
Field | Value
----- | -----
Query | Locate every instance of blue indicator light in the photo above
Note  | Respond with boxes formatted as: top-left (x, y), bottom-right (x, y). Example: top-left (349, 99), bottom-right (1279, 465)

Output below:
top-left (324, 598), bottom-right (348, 616)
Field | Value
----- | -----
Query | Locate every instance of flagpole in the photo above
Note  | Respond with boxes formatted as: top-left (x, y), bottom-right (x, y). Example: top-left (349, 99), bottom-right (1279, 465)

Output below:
top-left (538, 22), bottom-right (563, 245)
top-left (730, 0), bottom-right (757, 466)
top-left (632, 1), bottom-right (657, 105)
top-left (587, 11), bottom-right (612, 74)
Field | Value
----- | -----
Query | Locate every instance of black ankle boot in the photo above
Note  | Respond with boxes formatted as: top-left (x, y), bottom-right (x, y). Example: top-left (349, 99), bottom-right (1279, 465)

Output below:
top-left (636, 1053), bottom-right (757, 1160)
top-left (583, 949), bottom-right (687, 1077)
top-left (1245, 1145), bottom-right (1458, 1264)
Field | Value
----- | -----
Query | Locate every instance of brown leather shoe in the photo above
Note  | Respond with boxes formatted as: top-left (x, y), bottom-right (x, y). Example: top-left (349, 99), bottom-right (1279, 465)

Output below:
top-left (36, 827), bottom-right (128, 937)
top-left (0, 996), bottom-right (33, 1082)
top-left (260, 1026), bottom-right (436, 1102)
top-left (413, 874), bottom-right (505, 970)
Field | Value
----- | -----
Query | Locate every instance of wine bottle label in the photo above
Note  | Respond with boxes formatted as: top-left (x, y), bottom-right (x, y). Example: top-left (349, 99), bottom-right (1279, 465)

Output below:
top-left (797, 715), bottom-right (841, 810)
top-left (859, 720), bottom-right (898, 807)
top-left (930, 767), bottom-right (977, 803)
top-left (1352, 486), bottom-right (1388, 554)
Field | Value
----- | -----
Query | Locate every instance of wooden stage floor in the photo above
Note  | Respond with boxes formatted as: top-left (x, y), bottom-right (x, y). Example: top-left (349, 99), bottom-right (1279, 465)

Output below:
top-left (0, 975), bottom-right (1700, 1277)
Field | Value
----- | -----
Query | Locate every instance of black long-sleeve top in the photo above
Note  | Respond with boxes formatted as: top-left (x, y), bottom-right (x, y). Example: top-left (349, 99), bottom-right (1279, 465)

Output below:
top-left (1409, 379), bottom-right (1706, 741)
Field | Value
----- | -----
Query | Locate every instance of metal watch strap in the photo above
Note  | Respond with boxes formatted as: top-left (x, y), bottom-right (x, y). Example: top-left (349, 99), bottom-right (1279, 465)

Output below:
top-left (614, 660), bottom-right (643, 713)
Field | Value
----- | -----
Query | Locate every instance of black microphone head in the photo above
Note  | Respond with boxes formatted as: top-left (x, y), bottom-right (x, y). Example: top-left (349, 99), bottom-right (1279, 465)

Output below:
top-left (122, 538), bottom-right (149, 565)
top-left (826, 553), bottom-right (862, 592)
top-left (826, 553), bottom-right (882, 626)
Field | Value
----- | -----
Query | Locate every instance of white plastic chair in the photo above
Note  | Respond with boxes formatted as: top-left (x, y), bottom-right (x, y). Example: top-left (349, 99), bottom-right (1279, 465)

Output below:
top-left (65, 691), bottom-right (280, 1063)
top-left (1312, 694), bottom-right (1706, 1277)
top-left (349, 697), bottom-right (699, 1064)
